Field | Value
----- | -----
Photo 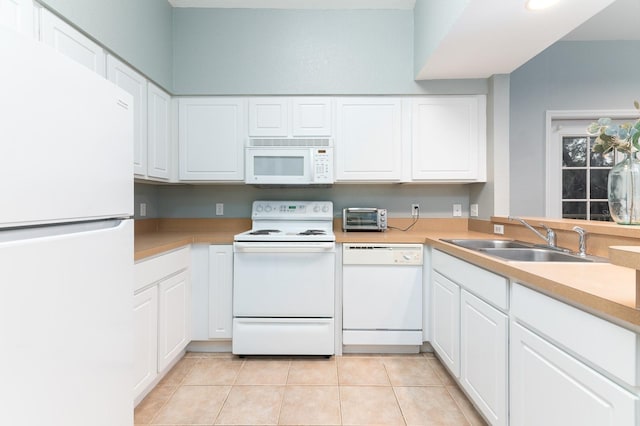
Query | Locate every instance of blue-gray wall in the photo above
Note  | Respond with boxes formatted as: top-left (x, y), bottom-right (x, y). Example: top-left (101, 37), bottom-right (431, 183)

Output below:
top-left (39, 0), bottom-right (173, 91)
top-left (134, 183), bottom-right (470, 219)
top-left (172, 8), bottom-right (486, 95)
top-left (509, 40), bottom-right (640, 216)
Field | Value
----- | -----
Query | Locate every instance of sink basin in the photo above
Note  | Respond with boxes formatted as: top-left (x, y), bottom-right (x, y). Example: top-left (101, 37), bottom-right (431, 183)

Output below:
top-left (441, 238), bottom-right (533, 249)
top-left (478, 248), bottom-right (605, 263)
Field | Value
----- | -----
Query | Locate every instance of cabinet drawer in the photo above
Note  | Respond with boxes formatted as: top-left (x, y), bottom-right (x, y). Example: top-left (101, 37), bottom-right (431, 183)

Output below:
top-left (134, 246), bottom-right (190, 293)
top-left (512, 283), bottom-right (640, 387)
top-left (432, 250), bottom-right (508, 310)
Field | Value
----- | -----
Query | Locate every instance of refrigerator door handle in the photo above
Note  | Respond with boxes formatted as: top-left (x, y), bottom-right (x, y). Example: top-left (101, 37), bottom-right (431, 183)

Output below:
top-left (0, 219), bottom-right (130, 244)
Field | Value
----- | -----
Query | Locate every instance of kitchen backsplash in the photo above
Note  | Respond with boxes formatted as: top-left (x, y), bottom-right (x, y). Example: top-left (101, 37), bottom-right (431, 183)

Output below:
top-left (134, 182), bottom-right (471, 219)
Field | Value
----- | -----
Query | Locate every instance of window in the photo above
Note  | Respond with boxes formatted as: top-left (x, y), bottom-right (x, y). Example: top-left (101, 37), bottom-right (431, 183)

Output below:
top-left (546, 111), bottom-right (635, 220)
top-left (561, 135), bottom-right (614, 221)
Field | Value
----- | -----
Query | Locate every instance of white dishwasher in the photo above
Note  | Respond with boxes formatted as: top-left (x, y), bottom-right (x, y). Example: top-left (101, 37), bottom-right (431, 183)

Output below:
top-left (342, 243), bottom-right (423, 349)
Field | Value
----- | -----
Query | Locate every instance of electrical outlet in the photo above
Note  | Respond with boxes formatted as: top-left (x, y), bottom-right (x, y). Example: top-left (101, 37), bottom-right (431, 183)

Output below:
top-left (215, 203), bottom-right (224, 216)
top-left (494, 224), bottom-right (505, 235)
top-left (139, 203), bottom-right (146, 217)
top-left (453, 204), bottom-right (462, 217)
top-left (470, 204), bottom-right (479, 217)
top-left (411, 204), bottom-right (420, 218)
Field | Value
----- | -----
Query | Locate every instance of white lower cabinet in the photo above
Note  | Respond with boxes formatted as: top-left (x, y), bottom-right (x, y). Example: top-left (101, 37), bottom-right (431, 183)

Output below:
top-left (191, 244), bottom-right (233, 341)
top-left (431, 249), bottom-right (508, 426)
top-left (511, 321), bottom-right (637, 426)
top-left (132, 285), bottom-right (158, 399)
top-left (157, 270), bottom-right (190, 372)
top-left (460, 290), bottom-right (508, 426)
top-left (208, 245), bottom-right (233, 339)
top-left (431, 270), bottom-right (460, 377)
top-left (133, 246), bottom-right (190, 404)
top-left (432, 249), bottom-right (640, 426)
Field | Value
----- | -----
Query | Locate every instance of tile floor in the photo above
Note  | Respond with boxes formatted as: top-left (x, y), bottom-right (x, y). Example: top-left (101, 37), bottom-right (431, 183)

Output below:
top-left (135, 352), bottom-right (487, 426)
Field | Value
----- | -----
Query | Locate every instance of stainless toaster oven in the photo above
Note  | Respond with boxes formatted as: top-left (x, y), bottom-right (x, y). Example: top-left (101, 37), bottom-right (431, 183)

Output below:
top-left (342, 208), bottom-right (387, 231)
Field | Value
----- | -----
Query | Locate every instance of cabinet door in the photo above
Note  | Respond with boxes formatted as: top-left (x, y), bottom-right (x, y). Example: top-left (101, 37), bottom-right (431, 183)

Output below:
top-left (292, 97), bottom-right (332, 136)
top-left (511, 321), bottom-right (639, 426)
top-left (40, 8), bottom-right (105, 76)
top-left (0, 0), bottom-right (34, 37)
top-left (208, 245), bottom-right (233, 339)
top-left (178, 98), bottom-right (247, 181)
top-left (412, 96), bottom-right (486, 181)
top-left (133, 286), bottom-right (158, 402)
top-left (335, 98), bottom-right (402, 181)
top-left (460, 290), bottom-right (507, 426)
top-left (158, 270), bottom-right (190, 372)
top-left (107, 55), bottom-right (148, 177)
top-left (147, 83), bottom-right (171, 180)
top-left (431, 270), bottom-right (460, 377)
top-left (249, 97), bottom-right (288, 137)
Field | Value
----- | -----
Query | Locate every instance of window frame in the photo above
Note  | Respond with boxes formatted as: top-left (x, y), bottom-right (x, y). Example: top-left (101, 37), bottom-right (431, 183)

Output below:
top-left (545, 110), bottom-right (636, 218)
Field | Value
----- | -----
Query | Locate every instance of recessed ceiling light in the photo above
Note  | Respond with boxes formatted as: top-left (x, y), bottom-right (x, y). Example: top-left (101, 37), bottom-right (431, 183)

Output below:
top-left (525, 0), bottom-right (560, 10)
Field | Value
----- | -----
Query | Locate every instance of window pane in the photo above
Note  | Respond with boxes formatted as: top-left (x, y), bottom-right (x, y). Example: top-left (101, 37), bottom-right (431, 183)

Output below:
top-left (563, 137), bottom-right (587, 167)
top-left (563, 170), bottom-right (586, 199)
top-left (590, 137), bottom-right (614, 167)
top-left (590, 169), bottom-right (609, 199)
top-left (590, 202), bottom-right (611, 221)
top-left (563, 202), bottom-right (587, 219)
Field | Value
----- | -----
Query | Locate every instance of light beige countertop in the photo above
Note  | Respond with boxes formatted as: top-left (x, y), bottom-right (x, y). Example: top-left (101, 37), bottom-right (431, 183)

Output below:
top-left (135, 218), bottom-right (640, 328)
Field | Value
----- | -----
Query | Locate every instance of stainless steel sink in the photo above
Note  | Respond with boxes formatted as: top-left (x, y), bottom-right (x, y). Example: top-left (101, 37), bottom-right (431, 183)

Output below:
top-left (441, 238), bottom-right (533, 249)
top-left (441, 238), bottom-right (608, 263)
top-left (478, 248), bottom-right (607, 263)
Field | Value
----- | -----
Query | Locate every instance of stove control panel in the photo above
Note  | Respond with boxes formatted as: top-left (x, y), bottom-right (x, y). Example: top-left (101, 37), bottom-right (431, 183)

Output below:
top-left (252, 201), bottom-right (333, 219)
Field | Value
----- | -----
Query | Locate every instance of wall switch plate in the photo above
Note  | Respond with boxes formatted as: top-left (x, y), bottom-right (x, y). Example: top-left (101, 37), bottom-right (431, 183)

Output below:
top-left (453, 204), bottom-right (462, 217)
top-left (215, 203), bottom-right (224, 216)
top-left (140, 203), bottom-right (146, 217)
top-left (494, 224), bottom-right (505, 234)
top-left (411, 204), bottom-right (419, 218)
top-left (470, 204), bottom-right (479, 217)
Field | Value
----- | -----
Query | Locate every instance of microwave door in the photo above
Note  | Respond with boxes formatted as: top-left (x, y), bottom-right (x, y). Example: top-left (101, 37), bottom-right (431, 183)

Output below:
top-left (247, 148), bottom-right (311, 184)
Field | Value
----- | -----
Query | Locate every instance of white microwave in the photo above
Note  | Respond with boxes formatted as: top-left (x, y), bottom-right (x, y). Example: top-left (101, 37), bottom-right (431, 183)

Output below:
top-left (245, 138), bottom-right (334, 185)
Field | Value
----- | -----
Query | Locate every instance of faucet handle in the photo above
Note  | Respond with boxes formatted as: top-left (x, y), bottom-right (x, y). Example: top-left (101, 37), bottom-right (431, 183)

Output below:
top-left (572, 226), bottom-right (587, 256)
top-left (539, 224), bottom-right (556, 247)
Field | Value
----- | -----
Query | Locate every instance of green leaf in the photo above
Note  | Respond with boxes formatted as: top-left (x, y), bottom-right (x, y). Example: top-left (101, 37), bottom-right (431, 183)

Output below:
top-left (633, 131), bottom-right (640, 150)
top-left (634, 100), bottom-right (640, 110)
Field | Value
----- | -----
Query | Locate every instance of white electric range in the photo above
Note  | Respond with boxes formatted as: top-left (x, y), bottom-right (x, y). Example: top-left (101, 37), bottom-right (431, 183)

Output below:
top-left (232, 201), bottom-right (336, 356)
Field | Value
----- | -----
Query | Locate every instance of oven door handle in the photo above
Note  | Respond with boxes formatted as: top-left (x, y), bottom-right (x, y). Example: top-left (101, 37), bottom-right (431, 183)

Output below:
top-left (234, 242), bottom-right (335, 253)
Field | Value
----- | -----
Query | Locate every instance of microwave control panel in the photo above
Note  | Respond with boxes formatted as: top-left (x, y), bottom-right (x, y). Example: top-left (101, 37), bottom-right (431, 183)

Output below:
top-left (313, 148), bottom-right (333, 183)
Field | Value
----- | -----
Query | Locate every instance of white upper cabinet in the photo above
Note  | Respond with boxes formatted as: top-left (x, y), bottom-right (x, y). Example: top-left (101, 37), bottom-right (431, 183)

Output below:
top-left (178, 97), bottom-right (247, 181)
top-left (0, 0), bottom-right (34, 37)
top-left (249, 98), bottom-right (288, 137)
top-left (107, 55), bottom-right (148, 177)
top-left (147, 83), bottom-right (171, 180)
top-left (249, 97), bottom-right (332, 137)
top-left (40, 8), bottom-right (105, 76)
top-left (291, 97), bottom-right (332, 136)
top-left (335, 98), bottom-right (403, 181)
top-left (411, 95), bottom-right (486, 182)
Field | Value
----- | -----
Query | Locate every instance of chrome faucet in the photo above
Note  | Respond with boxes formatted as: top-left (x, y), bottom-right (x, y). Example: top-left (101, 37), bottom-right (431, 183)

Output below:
top-left (508, 216), bottom-right (557, 248)
top-left (572, 226), bottom-right (587, 257)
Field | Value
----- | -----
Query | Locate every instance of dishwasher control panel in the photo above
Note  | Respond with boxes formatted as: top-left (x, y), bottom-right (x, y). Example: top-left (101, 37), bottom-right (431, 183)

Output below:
top-left (342, 244), bottom-right (423, 265)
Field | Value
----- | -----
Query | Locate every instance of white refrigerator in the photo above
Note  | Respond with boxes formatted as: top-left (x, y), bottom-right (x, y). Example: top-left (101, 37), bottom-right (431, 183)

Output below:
top-left (0, 27), bottom-right (134, 425)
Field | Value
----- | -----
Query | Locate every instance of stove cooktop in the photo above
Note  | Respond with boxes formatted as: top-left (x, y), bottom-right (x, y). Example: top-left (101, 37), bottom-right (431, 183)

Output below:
top-left (234, 201), bottom-right (335, 242)
top-left (234, 228), bottom-right (335, 242)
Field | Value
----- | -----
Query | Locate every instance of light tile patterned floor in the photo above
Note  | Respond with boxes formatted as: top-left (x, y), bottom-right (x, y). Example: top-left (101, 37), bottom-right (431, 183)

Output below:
top-left (135, 352), bottom-right (487, 426)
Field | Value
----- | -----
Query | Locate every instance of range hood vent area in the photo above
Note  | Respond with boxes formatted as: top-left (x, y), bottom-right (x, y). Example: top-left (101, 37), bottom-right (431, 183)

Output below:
top-left (248, 138), bottom-right (332, 147)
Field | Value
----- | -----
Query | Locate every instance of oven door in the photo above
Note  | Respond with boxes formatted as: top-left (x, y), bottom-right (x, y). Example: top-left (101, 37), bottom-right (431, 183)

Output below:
top-left (233, 242), bottom-right (335, 317)
top-left (245, 147), bottom-right (312, 185)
